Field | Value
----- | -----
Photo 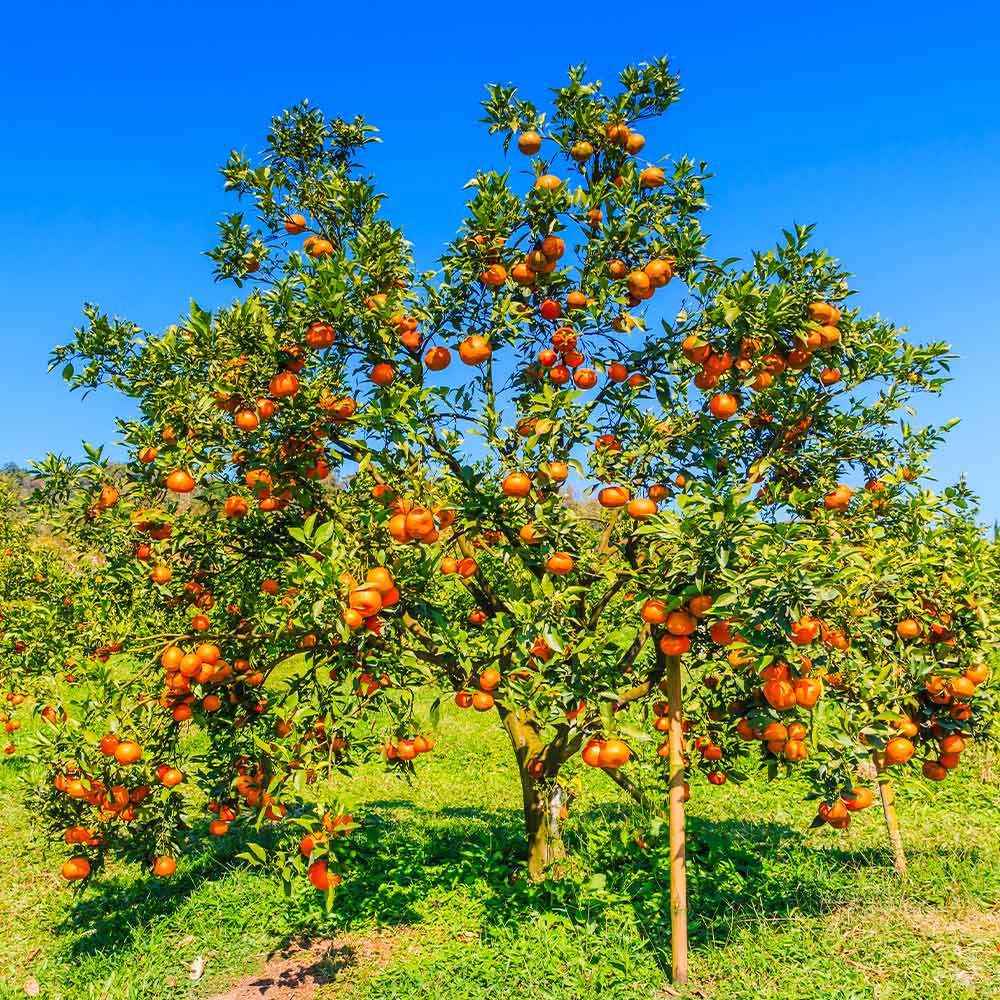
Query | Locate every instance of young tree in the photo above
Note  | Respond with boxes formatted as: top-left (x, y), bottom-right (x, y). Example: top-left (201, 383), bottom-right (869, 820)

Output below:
top-left (7, 60), bottom-right (995, 985)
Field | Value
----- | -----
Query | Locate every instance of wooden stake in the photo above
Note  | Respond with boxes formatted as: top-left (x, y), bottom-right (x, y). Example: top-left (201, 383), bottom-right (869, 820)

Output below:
top-left (873, 752), bottom-right (908, 877)
top-left (666, 654), bottom-right (689, 984)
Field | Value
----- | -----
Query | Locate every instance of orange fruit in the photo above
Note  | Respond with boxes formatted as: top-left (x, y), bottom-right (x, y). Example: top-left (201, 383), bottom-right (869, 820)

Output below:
top-left (597, 739), bottom-right (630, 768)
top-left (546, 552), bottom-right (574, 575)
top-left (166, 469), bottom-right (196, 493)
top-left (61, 857), bottom-right (91, 881)
top-left (517, 131), bottom-right (542, 155)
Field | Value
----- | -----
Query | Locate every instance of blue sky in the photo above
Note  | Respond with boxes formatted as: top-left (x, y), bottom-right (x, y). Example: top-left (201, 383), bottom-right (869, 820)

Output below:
top-left (1, 2), bottom-right (998, 520)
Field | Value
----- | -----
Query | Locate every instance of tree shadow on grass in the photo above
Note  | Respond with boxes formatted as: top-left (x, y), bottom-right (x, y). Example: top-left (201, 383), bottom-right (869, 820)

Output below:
top-left (61, 830), bottom-right (264, 957)
top-left (58, 799), bottom-right (914, 980)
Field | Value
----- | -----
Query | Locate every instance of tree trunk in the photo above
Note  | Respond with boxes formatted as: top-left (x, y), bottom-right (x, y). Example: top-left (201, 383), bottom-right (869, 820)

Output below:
top-left (664, 654), bottom-right (689, 985)
top-left (872, 752), bottom-right (907, 877)
top-left (520, 765), bottom-right (566, 880)
top-left (500, 706), bottom-right (566, 880)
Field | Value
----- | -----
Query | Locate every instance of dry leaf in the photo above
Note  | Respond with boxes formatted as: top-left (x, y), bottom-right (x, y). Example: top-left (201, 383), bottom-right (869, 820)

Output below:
top-left (177, 934), bottom-right (195, 948)
top-left (189, 955), bottom-right (205, 981)
top-left (23, 978), bottom-right (40, 997)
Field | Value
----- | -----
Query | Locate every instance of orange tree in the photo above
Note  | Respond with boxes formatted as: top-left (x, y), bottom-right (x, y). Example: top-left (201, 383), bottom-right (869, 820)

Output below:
top-left (792, 482), bottom-right (997, 874)
top-left (0, 456), bottom-right (172, 756)
top-left (15, 60), bottom-right (990, 982)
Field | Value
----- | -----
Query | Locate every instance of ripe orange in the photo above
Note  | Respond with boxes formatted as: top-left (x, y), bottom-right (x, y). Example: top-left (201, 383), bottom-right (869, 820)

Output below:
top-left (824, 484), bottom-right (854, 510)
top-left (641, 599), bottom-right (668, 625)
top-left (114, 740), bottom-right (142, 764)
top-left (404, 508), bottom-right (435, 540)
top-left (818, 799), bottom-right (848, 823)
top-left (763, 679), bottom-right (796, 711)
top-left (371, 363), bottom-right (395, 386)
top-left (964, 662), bottom-right (988, 685)
top-left (459, 335), bottom-right (492, 365)
top-left (793, 677), bottom-right (822, 708)
top-left (546, 552), bottom-right (574, 575)
top-left (308, 238), bottom-right (333, 257)
top-left (625, 132), bottom-right (646, 154)
top-left (424, 346), bottom-right (451, 371)
top-left (626, 498), bottom-right (657, 519)
top-left (666, 610), bottom-right (696, 636)
top-left (581, 739), bottom-right (604, 767)
top-left (480, 263), bottom-right (507, 287)
top-left (658, 635), bottom-right (690, 656)
top-left (224, 495), bottom-right (249, 518)
top-left (843, 787), bottom-right (874, 811)
top-left (159, 767), bottom-right (183, 788)
top-left (884, 736), bottom-right (915, 765)
top-left (308, 860), bottom-right (340, 891)
top-left (502, 472), bottom-right (532, 498)
top-left (922, 760), bottom-right (947, 781)
top-left (598, 485), bottom-right (630, 508)
top-left (708, 393), bottom-right (738, 419)
top-left (517, 131), bottom-right (542, 155)
top-left (267, 371), bottom-right (299, 398)
top-left (688, 595), bottom-right (713, 617)
top-left (640, 167), bottom-right (665, 188)
top-left (166, 469), bottom-right (196, 493)
top-left (152, 855), bottom-right (177, 877)
top-left (61, 857), bottom-right (91, 881)
top-left (234, 409), bottom-right (259, 431)
top-left (471, 691), bottom-right (495, 712)
top-left (598, 739), bottom-right (631, 768)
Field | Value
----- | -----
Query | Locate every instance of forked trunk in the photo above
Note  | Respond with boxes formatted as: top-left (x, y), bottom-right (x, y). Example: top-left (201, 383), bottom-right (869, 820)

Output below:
top-left (664, 653), bottom-right (689, 985)
top-left (872, 752), bottom-right (907, 877)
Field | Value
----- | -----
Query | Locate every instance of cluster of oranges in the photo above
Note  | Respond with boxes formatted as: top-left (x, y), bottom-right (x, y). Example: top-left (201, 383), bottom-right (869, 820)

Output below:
top-left (1, 687), bottom-right (26, 755)
top-left (158, 642), bottom-right (250, 720)
top-left (342, 565), bottom-right (399, 631)
top-left (85, 483), bottom-right (120, 519)
top-left (516, 120), bottom-right (663, 195)
top-left (580, 737), bottom-right (631, 769)
top-left (454, 667), bottom-right (502, 713)
top-left (890, 660), bottom-right (989, 780)
top-left (284, 213), bottom-right (333, 259)
top-left (384, 734), bottom-right (436, 761)
top-left (52, 732), bottom-right (189, 879)
top-left (375, 485), bottom-right (456, 547)
top-left (815, 787), bottom-right (875, 829)
top-left (610, 256), bottom-right (674, 307)
top-left (639, 594), bottom-right (714, 657)
top-left (680, 299), bottom-right (845, 423)
top-left (526, 313), bottom-right (649, 393)
top-left (597, 483), bottom-right (666, 521)
top-left (480, 233), bottom-right (568, 290)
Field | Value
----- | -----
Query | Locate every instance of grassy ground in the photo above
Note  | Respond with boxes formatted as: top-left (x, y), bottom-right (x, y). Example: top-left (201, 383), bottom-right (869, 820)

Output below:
top-left (1, 700), bottom-right (999, 1000)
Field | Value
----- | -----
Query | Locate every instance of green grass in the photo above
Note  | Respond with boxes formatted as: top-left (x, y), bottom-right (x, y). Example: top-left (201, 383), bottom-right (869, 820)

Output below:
top-left (2, 701), bottom-right (999, 1000)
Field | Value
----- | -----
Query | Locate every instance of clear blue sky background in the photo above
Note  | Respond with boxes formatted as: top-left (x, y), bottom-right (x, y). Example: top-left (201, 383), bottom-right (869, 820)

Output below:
top-left (1, 2), bottom-right (998, 520)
